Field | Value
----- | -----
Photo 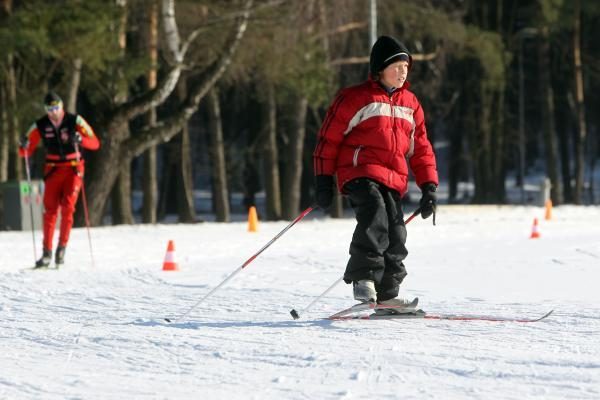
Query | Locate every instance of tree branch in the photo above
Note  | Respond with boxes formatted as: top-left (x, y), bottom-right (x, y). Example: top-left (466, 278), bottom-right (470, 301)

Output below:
top-left (123, 0), bottom-right (253, 159)
top-left (110, 0), bottom-right (187, 125)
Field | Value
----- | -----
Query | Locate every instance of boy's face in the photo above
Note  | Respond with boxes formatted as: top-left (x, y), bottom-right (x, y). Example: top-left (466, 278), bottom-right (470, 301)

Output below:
top-left (380, 60), bottom-right (409, 89)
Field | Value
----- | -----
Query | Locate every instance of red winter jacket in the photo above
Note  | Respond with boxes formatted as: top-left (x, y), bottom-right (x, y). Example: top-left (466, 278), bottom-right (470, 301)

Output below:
top-left (313, 78), bottom-right (438, 196)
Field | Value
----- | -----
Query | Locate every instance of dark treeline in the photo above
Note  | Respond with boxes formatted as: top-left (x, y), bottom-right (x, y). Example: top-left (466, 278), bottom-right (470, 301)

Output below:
top-left (0, 0), bottom-right (598, 225)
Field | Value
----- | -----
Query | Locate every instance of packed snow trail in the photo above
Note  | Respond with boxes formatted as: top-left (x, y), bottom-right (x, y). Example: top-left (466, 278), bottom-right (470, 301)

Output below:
top-left (1, 205), bottom-right (599, 399)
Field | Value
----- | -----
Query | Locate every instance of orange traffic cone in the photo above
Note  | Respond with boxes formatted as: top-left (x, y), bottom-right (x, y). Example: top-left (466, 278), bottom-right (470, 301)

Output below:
top-left (530, 218), bottom-right (541, 239)
top-left (544, 199), bottom-right (552, 220)
top-left (162, 240), bottom-right (179, 271)
top-left (248, 206), bottom-right (259, 232)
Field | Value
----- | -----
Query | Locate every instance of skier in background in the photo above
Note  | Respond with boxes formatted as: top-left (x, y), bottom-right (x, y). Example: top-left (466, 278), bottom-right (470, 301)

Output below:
top-left (19, 92), bottom-right (100, 268)
top-left (313, 36), bottom-right (438, 313)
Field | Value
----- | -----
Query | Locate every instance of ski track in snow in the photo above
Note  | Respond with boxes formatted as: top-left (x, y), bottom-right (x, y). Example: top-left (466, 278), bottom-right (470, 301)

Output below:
top-left (1, 205), bottom-right (600, 399)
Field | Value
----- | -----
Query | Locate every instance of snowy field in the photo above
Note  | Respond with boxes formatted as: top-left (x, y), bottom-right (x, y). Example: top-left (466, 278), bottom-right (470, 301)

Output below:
top-left (1, 205), bottom-right (599, 399)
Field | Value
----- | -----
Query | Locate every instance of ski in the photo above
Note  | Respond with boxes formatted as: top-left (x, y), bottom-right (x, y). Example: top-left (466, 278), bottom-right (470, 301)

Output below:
top-left (421, 309), bottom-right (554, 323)
top-left (327, 297), bottom-right (419, 319)
top-left (329, 309), bottom-right (426, 320)
top-left (328, 309), bottom-right (554, 323)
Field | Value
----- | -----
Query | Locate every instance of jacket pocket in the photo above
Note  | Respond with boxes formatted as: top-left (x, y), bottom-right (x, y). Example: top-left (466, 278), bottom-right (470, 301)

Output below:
top-left (352, 146), bottom-right (363, 167)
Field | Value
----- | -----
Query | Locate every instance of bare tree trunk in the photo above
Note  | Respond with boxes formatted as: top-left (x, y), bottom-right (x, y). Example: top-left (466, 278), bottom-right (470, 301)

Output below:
top-left (538, 26), bottom-right (563, 204)
top-left (314, 0), bottom-right (344, 217)
top-left (588, 133), bottom-right (597, 204)
top-left (1, 0), bottom-right (12, 14)
top-left (142, 0), bottom-right (159, 223)
top-left (142, 141), bottom-right (158, 224)
top-left (110, 153), bottom-right (135, 231)
top-left (207, 88), bottom-right (230, 222)
top-left (142, 128), bottom-right (157, 223)
top-left (447, 119), bottom-right (463, 203)
top-left (282, 96), bottom-right (308, 219)
top-left (153, 79), bottom-right (196, 223)
top-left (110, 0), bottom-right (134, 224)
top-left (85, 120), bottom-right (127, 226)
top-left (111, 165), bottom-right (134, 224)
top-left (0, 85), bottom-right (8, 182)
top-left (114, 27), bottom-right (135, 226)
top-left (156, 139), bottom-right (177, 221)
top-left (177, 114), bottom-right (196, 222)
top-left (493, 90), bottom-right (506, 201)
top-left (471, 86), bottom-right (493, 203)
top-left (66, 58), bottom-right (82, 113)
top-left (573, 0), bottom-right (587, 204)
top-left (6, 54), bottom-right (21, 180)
top-left (490, 7), bottom-right (507, 201)
top-left (557, 110), bottom-right (573, 203)
top-left (0, 2), bottom-right (9, 183)
top-left (262, 83), bottom-right (281, 220)
top-left (280, 1), bottom-right (310, 219)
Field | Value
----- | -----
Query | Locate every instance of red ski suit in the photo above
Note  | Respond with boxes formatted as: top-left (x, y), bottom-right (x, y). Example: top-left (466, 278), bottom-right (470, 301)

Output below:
top-left (313, 78), bottom-right (438, 195)
top-left (20, 113), bottom-right (100, 251)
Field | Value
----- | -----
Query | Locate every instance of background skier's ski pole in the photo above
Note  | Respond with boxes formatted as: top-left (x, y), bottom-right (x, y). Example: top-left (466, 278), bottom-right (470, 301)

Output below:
top-left (73, 141), bottom-right (95, 268)
top-left (165, 206), bottom-right (315, 323)
top-left (289, 207), bottom-right (422, 320)
top-left (22, 151), bottom-right (38, 263)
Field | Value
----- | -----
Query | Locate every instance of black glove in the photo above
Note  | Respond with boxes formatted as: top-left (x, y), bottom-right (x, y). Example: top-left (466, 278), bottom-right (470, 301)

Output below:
top-left (419, 183), bottom-right (437, 221)
top-left (19, 136), bottom-right (29, 149)
top-left (72, 133), bottom-right (83, 145)
top-left (315, 175), bottom-right (334, 210)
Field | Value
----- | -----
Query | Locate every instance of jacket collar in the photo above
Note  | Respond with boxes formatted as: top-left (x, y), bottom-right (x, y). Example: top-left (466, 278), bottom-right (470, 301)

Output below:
top-left (368, 77), bottom-right (411, 93)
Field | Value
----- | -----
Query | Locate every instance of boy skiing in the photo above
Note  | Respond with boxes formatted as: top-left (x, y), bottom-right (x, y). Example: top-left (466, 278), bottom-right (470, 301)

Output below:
top-left (313, 36), bottom-right (438, 313)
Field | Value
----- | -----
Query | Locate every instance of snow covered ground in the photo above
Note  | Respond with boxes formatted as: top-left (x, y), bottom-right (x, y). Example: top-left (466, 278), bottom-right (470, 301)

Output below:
top-left (1, 205), bottom-right (599, 400)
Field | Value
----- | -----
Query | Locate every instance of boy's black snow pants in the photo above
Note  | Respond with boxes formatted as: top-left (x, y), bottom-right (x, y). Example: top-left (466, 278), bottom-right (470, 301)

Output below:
top-left (342, 178), bottom-right (408, 301)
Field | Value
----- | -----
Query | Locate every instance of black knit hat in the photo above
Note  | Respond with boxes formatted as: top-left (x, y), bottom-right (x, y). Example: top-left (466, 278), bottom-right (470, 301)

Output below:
top-left (43, 91), bottom-right (63, 107)
top-left (369, 36), bottom-right (412, 74)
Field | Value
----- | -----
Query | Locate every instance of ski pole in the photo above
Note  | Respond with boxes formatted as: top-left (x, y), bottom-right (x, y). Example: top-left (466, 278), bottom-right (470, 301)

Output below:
top-left (289, 206), bottom-right (422, 320)
top-left (165, 206), bottom-right (315, 323)
top-left (23, 151), bottom-right (38, 263)
top-left (403, 206), bottom-right (421, 225)
top-left (73, 141), bottom-right (95, 268)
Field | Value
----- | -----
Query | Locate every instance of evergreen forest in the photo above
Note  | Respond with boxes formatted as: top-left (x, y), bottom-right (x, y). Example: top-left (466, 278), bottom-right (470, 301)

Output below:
top-left (1, 0), bottom-right (599, 225)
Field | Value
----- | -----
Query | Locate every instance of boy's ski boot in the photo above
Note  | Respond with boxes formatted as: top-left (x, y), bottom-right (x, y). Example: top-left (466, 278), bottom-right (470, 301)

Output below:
top-left (374, 297), bottom-right (418, 315)
top-left (353, 279), bottom-right (377, 303)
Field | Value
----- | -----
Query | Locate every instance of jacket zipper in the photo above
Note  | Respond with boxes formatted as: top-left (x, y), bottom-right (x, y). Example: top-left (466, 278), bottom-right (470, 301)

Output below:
top-left (388, 92), bottom-right (397, 184)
